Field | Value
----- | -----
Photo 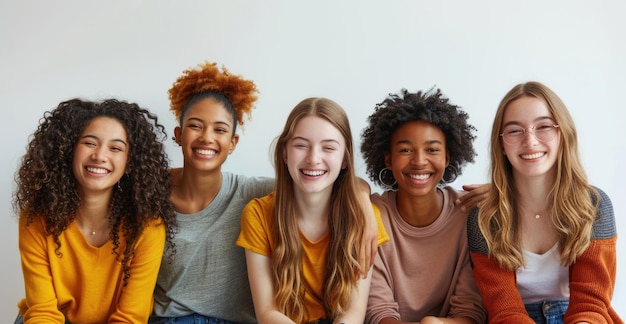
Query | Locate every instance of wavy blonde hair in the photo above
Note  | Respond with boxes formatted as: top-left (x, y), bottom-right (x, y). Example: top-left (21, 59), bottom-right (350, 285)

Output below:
top-left (271, 98), bottom-right (366, 322)
top-left (478, 81), bottom-right (598, 270)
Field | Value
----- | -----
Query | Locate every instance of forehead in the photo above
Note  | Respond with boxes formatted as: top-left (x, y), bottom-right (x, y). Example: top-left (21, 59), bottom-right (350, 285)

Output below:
top-left (184, 97), bottom-right (232, 121)
top-left (391, 120), bottom-right (445, 143)
top-left (292, 116), bottom-right (345, 144)
top-left (82, 116), bottom-right (127, 137)
top-left (503, 96), bottom-right (553, 123)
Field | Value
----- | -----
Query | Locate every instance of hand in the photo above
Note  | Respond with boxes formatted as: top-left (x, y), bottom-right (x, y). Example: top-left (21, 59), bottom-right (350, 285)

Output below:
top-left (455, 183), bottom-right (490, 212)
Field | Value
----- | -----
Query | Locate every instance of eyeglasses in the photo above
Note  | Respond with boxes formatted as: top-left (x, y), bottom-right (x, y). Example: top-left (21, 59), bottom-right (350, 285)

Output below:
top-left (500, 122), bottom-right (560, 145)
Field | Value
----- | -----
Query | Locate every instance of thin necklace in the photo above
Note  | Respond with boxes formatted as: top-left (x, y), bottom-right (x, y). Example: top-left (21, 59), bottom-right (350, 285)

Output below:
top-left (520, 204), bottom-right (545, 220)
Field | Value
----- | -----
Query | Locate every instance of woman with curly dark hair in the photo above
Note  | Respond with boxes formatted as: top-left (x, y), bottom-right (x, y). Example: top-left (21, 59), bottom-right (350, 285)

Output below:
top-left (14, 98), bottom-right (176, 324)
top-left (362, 89), bottom-right (486, 324)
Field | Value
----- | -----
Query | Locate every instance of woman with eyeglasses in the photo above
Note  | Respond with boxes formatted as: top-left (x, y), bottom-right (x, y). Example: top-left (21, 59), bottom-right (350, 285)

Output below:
top-left (467, 81), bottom-right (622, 323)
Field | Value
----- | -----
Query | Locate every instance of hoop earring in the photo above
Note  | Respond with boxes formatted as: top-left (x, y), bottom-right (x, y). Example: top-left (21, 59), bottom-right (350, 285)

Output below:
top-left (116, 181), bottom-right (123, 192)
top-left (378, 168), bottom-right (397, 189)
top-left (445, 164), bottom-right (459, 183)
top-left (172, 136), bottom-right (181, 146)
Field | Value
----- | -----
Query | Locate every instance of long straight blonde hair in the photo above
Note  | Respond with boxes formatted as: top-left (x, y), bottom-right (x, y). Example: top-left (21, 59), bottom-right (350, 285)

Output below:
top-left (478, 81), bottom-right (598, 270)
top-left (271, 97), bottom-right (366, 322)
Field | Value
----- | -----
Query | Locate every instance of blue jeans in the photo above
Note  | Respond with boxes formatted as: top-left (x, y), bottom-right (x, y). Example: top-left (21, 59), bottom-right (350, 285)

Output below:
top-left (14, 315), bottom-right (70, 324)
top-left (525, 299), bottom-right (569, 324)
top-left (148, 314), bottom-right (238, 324)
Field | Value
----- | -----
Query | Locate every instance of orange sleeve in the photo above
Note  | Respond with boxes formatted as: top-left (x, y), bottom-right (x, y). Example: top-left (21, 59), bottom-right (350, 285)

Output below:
top-left (469, 252), bottom-right (534, 324)
top-left (564, 237), bottom-right (623, 324)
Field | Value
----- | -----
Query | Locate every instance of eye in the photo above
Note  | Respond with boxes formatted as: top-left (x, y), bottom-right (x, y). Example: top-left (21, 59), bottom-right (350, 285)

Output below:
top-left (426, 147), bottom-right (441, 153)
top-left (399, 148), bottom-right (412, 154)
top-left (110, 146), bottom-right (125, 152)
top-left (505, 127), bottom-right (523, 136)
top-left (535, 123), bottom-right (553, 132)
top-left (215, 127), bottom-right (228, 134)
top-left (323, 146), bottom-right (337, 152)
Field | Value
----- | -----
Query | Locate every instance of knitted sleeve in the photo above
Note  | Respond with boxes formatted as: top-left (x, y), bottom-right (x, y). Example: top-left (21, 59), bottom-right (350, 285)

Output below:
top-left (467, 208), bottom-right (534, 324)
top-left (564, 188), bottom-right (623, 324)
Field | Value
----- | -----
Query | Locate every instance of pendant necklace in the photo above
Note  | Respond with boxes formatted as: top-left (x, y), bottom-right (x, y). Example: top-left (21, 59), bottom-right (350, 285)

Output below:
top-left (520, 204), bottom-right (545, 220)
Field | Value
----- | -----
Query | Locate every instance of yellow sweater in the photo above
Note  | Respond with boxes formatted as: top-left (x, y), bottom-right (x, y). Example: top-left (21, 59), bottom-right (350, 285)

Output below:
top-left (17, 215), bottom-right (166, 323)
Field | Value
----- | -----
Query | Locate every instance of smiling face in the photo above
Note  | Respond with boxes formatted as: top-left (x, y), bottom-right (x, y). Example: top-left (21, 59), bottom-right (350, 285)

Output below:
top-left (501, 96), bottom-right (561, 180)
top-left (283, 116), bottom-right (347, 196)
top-left (72, 116), bottom-right (129, 197)
top-left (174, 97), bottom-right (239, 172)
top-left (385, 120), bottom-right (449, 198)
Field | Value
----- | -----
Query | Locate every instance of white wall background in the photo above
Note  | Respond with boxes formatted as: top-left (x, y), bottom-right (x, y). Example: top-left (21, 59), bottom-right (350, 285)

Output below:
top-left (1, 0), bottom-right (624, 320)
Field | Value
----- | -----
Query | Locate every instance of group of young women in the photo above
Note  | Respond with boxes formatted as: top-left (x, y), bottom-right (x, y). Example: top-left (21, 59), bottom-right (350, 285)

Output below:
top-left (13, 60), bottom-right (621, 324)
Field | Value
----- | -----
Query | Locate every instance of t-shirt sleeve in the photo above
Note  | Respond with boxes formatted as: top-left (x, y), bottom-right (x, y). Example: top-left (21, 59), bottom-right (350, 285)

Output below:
top-left (236, 197), bottom-right (273, 257)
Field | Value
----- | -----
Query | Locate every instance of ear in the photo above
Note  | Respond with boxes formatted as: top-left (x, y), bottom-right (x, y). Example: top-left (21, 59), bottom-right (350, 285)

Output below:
top-left (384, 152), bottom-right (391, 169)
top-left (282, 147), bottom-right (288, 164)
top-left (228, 134), bottom-right (240, 154)
top-left (445, 151), bottom-right (450, 167)
top-left (174, 126), bottom-right (182, 145)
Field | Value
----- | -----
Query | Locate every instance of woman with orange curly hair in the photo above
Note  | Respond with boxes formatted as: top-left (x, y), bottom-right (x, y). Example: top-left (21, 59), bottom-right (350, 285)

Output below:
top-left (150, 61), bottom-right (379, 324)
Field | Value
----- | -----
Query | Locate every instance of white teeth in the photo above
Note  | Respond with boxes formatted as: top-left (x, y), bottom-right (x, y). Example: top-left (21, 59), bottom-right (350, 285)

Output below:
top-left (87, 167), bottom-right (109, 174)
top-left (521, 152), bottom-right (545, 160)
top-left (196, 149), bottom-right (217, 156)
top-left (302, 170), bottom-right (325, 176)
top-left (408, 173), bottom-right (430, 180)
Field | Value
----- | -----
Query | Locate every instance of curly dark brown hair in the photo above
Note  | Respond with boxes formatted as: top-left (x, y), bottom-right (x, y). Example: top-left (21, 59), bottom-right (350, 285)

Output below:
top-left (361, 88), bottom-right (477, 190)
top-left (13, 98), bottom-right (177, 285)
top-left (168, 61), bottom-right (258, 133)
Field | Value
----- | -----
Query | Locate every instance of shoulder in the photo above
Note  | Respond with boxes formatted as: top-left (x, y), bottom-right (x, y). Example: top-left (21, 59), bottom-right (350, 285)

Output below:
top-left (227, 173), bottom-right (274, 191)
top-left (466, 207), bottom-right (488, 255)
top-left (442, 185), bottom-right (464, 201)
top-left (243, 193), bottom-right (275, 214)
top-left (590, 186), bottom-right (617, 240)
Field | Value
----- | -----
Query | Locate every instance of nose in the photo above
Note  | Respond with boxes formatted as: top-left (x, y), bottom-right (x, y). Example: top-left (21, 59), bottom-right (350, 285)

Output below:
top-left (91, 147), bottom-right (106, 162)
top-left (521, 127), bottom-right (539, 146)
top-left (411, 151), bottom-right (426, 166)
top-left (198, 129), bottom-right (214, 144)
top-left (306, 147), bottom-right (321, 164)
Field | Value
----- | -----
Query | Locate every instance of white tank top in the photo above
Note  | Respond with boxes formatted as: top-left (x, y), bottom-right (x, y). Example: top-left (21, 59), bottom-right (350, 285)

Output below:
top-left (516, 243), bottom-right (570, 304)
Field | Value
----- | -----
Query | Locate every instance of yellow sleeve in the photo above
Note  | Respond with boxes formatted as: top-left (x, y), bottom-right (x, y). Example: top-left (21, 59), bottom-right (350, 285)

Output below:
top-left (109, 219), bottom-right (166, 323)
top-left (373, 204), bottom-right (389, 246)
top-left (18, 216), bottom-right (66, 323)
top-left (236, 194), bottom-right (274, 257)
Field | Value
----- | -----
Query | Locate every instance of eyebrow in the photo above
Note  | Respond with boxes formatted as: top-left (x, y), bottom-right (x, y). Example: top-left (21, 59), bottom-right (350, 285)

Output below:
top-left (502, 116), bottom-right (555, 128)
top-left (81, 134), bottom-right (128, 147)
top-left (186, 117), bottom-right (232, 129)
top-left (395, 139), bottom-right (443, 146)
top-left (291, 136), bottom-right (341, 145)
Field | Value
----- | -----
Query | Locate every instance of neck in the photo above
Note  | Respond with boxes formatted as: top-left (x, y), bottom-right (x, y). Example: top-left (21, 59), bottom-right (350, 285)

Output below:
top-left (396, 188), bottom-right (443, 227)
top-left (293, 188), bottom-right (331, 221)
top-left (170, 167), bottom-right (222, 213)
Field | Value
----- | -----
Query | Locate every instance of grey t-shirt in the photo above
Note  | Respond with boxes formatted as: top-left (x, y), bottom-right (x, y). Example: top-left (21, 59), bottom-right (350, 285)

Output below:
top-left (152, 172), bottom-right (274, 323)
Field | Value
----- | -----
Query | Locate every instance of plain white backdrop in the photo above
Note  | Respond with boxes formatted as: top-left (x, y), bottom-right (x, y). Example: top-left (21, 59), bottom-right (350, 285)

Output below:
top-left (1, 0), bottom-right (624, 321)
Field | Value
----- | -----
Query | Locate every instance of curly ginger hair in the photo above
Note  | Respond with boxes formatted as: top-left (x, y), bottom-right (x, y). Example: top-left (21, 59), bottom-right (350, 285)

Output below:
top-left (168, 61), bottom-right (258, 131)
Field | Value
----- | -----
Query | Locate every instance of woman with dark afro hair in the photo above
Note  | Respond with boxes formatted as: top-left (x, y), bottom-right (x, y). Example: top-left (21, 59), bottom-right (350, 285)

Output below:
top-left (362, 89), bottom-right (487, 324)
top-left (14, 98), bottom-right (177, 323)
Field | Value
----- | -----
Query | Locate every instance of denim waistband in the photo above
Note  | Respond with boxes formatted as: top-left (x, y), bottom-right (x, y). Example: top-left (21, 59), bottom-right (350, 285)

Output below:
top-left (148, 314), bottom-right (237, 324)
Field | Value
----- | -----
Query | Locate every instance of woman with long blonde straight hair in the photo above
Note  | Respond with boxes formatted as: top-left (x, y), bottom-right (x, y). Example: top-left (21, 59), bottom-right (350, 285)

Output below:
top-left (467, 81), bottom-right (622, 323)
top-left (237, 97), bottom-right (388, 324)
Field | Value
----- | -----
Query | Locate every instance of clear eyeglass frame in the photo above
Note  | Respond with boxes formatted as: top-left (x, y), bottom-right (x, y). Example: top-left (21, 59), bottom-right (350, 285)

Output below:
top-left (500, 122), bottom-right (560, 145)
